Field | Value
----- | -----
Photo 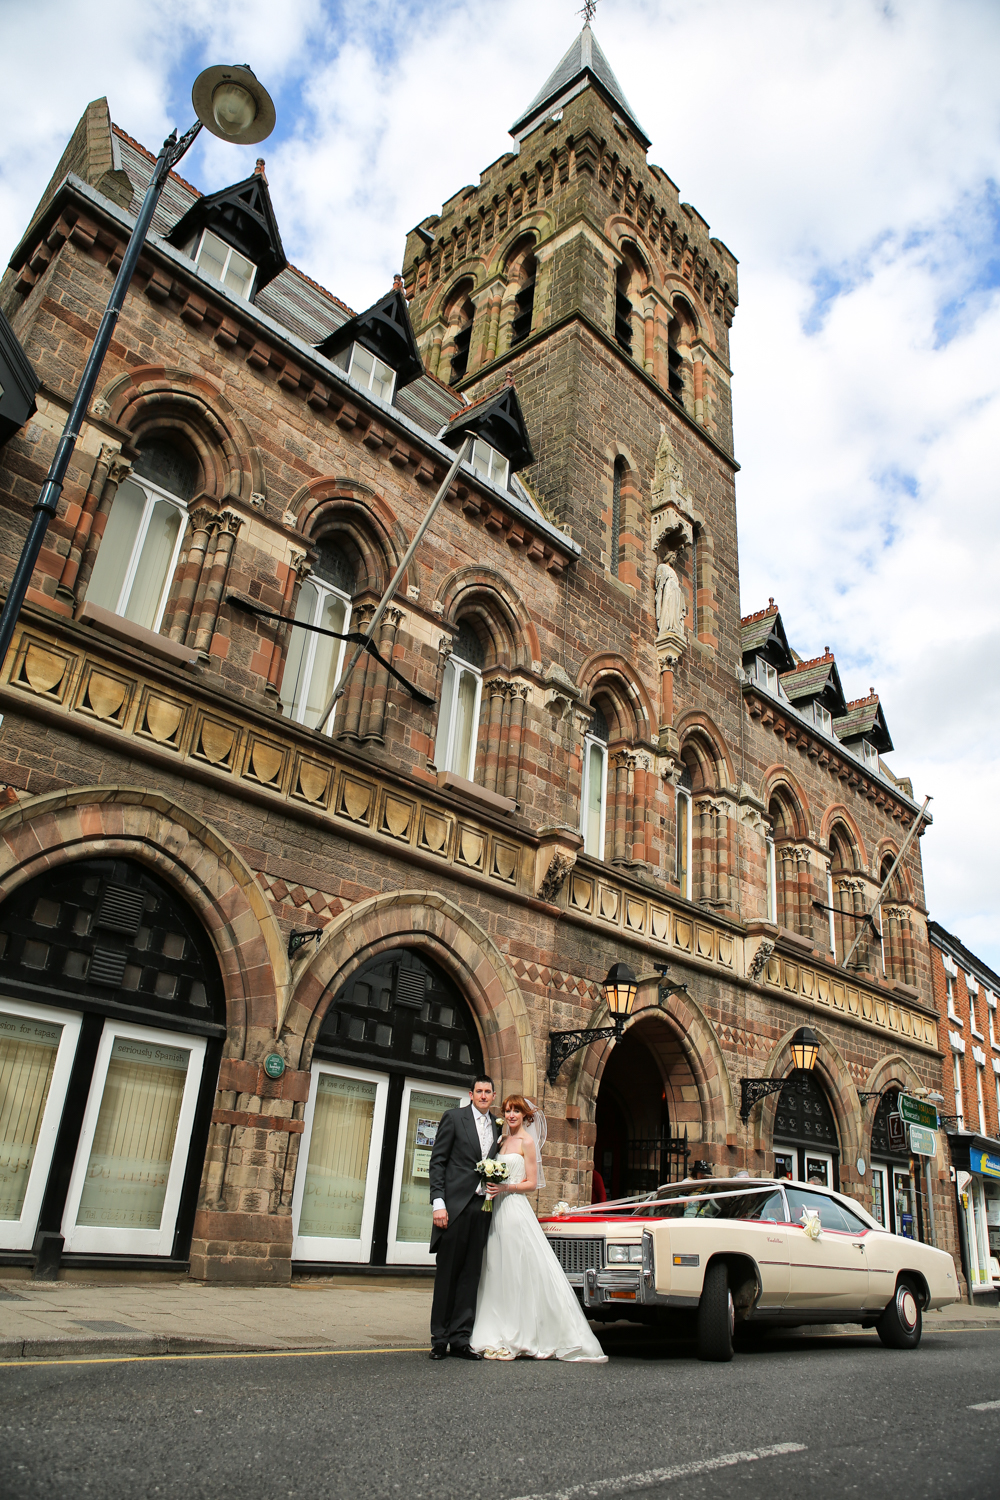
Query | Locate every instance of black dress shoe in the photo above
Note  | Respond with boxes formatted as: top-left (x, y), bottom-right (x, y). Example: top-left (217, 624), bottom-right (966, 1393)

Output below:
top-left (449, 1344), bottom-right (483, 1360)
top-left (429, 1344), bottom-right (448, 1360)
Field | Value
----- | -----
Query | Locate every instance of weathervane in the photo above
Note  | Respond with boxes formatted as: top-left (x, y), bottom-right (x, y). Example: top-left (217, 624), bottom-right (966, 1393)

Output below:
top-left (579, 0), bottom-right (598, 23)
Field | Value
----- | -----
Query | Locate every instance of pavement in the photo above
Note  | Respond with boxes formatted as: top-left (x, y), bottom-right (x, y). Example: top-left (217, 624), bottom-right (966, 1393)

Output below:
top-left (1, 1270), bottom-right (998, 1362)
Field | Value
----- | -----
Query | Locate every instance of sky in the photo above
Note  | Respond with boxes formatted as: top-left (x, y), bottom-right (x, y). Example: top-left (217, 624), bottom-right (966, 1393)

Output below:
top-left (1, 0), bottom-right (998, 970)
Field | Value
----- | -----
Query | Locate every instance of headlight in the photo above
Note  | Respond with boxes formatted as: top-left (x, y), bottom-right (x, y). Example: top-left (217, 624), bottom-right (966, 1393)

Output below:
top-left (607, 1244), bottom-right (642, 1263)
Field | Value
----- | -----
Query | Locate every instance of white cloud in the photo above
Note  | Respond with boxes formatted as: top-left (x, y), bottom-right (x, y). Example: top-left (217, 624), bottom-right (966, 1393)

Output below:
top-left (1, 0), bottom-right (997, 966)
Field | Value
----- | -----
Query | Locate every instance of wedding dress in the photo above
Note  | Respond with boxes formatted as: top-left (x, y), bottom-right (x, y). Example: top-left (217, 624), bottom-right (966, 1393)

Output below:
top-left (470, 1154), bottom-right (607, 1361)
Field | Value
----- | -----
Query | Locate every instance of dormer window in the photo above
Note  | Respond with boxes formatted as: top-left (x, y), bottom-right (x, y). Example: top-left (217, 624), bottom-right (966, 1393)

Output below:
top-left (470, 438), bottom-right (509, 488)
top-left (812, 702), bottom-right (832, 735)
top-left (756, 657), bottom-right (778, 693)
top-left (333, 343), bottom-right (395, 403)
top-left (192, 229), bottom-right (255, 299)
top-left (862, 740), bottom-right (880, 772)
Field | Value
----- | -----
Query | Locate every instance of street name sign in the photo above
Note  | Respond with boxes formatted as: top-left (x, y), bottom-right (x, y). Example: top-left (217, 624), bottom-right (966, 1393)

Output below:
top-left (898, 1094), bottom-right (938, 1129)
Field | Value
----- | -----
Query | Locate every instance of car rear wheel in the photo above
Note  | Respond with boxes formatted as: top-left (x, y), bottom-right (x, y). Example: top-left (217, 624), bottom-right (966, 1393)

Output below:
top-left (697, 1261), bottom-right (734, 1362)
top-left (876, 1279), bottom-right (922, 1350)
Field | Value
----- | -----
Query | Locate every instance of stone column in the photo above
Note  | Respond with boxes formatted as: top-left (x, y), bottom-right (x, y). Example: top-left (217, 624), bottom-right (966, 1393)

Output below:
top-left (74, 452), bottom-right (133, 602)
top-left (192, 510), bottom-right (243, 655)
top-left (482, 677), bottom-right (509, 793)
top-left (57, 445), bottom-right (127, 603)
top-left (267, 552), bottom-right (310, 698)
top-left (338, 603), bottom-right (375, 740)
top-left (169, 507), bottom-right (217, 643)
top-left (360, 608), bottom-right (403, 742)
top-left (612, 751), bottom-right (633, 863)
top-left (503, 683), bottom-right (529, 802)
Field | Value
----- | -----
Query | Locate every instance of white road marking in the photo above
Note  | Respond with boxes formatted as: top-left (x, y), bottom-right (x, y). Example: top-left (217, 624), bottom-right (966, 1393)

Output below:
top-left (508, 1443), bottom-right (808, 1500)
top-left (968, 1399), bottom-right (1000, 1410)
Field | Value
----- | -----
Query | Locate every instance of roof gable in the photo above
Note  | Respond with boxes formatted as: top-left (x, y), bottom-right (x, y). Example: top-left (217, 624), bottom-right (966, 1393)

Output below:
top-left (166, 167), bottom-right (287, 295)
top-left (442, 382), bottom-right (534, 473)
top-left (740, 601), bottom-right (793, 670)
top-left (0, 307), bottom-right (39, 446)
top-left (510, 25), bottom-right (650, 147)
top-left (315, 287), bottom-right (424, 390)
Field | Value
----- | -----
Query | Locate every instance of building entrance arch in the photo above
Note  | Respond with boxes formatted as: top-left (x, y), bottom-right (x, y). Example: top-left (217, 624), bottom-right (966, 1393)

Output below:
top-left (592, 1014), bottom-right (694, 1200)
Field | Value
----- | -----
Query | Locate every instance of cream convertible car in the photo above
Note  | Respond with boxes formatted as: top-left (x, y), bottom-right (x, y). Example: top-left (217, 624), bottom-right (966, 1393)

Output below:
top-left (541, 1178), bottom-right (959, 1361)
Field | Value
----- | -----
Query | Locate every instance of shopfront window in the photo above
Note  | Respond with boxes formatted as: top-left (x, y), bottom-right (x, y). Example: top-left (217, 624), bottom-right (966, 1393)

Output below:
top-left (0, 859), bottom-right (224, 1264)
top-left (297, 949), bottom-right (485, 1268)
top-left (773, 1071), bottom-right (839, 1187)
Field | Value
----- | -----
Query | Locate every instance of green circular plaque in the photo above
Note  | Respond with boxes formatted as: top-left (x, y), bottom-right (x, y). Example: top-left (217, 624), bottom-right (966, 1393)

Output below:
top-left (263, 1052), bottom-right (285, 1079)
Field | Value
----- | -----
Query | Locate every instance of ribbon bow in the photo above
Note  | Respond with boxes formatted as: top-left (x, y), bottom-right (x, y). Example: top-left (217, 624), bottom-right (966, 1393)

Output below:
top-left (800, 1207), bottom-right (823, 1241)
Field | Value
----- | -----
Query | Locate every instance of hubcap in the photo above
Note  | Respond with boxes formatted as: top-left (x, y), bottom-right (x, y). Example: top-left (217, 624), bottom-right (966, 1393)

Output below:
top-left (898, 1287), bottom-right (918, 1331)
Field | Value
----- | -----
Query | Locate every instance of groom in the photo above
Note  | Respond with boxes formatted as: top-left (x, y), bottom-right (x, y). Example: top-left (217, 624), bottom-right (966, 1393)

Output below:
top-left (427, 1074), bottom-right (500, 1360)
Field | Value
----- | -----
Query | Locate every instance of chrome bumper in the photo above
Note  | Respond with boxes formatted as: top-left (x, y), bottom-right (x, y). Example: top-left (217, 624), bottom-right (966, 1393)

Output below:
top-left (583, 1266), bottom-right (642, 1307)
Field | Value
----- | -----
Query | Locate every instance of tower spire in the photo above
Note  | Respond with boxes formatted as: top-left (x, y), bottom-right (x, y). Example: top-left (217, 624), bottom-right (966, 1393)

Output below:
top-left (509, 16), bottom-right (650, 147)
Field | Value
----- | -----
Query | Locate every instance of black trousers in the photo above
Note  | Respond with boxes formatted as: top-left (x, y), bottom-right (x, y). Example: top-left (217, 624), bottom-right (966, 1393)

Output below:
top-left (430, 1195), bottom-right (490, 1346)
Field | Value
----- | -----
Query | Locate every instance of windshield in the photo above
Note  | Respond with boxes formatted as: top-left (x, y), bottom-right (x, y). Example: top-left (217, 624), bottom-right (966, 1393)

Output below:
top-left (629, 1184), bottom-right (786, 1222)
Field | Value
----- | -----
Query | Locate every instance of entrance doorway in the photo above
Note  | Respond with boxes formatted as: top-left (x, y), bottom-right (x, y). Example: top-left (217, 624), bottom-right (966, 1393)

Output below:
top-left (0, 858), bottom-right (224, 1267)
top-left (773, 1072), bottom-right (840, 1190)
top-left (870, 1088), bottom-right (917, 1237)
top-left (593, 1017), bottom-right (692, 1200)
top-left (292, 949), bottom-right (484, 1267)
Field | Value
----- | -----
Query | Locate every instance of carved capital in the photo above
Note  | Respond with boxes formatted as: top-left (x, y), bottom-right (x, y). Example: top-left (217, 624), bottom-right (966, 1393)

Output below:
top-left (747, 938), bottom-right (775, 984)
top-left (107, 452), bottom-right (132, 486)
top-left (537, 850), bottom-right (575, 904)
top-left (655, 628), bottom-right (687, 671)
top-left (188, 505), bottom-right (218, 535)
top-left (219, 509), bottom-right (244, 538)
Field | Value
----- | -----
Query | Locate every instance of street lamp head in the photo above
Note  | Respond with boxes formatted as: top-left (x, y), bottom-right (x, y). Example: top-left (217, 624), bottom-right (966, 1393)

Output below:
top-left (789, 1026), bottom-right (820, 1073)
top-left (192, 65), bottom-right (276, 145)
top-left (602, 962), bottom-right (638, 1021)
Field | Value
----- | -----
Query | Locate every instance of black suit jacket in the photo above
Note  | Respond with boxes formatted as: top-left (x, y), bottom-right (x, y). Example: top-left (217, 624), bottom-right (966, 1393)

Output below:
top-left (427, 1104), bottom-right (500, 1252)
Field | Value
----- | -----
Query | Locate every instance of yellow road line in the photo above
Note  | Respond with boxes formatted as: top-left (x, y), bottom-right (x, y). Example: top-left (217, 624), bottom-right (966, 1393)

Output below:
top-left (0, 1345), bottom-right (430, 1370)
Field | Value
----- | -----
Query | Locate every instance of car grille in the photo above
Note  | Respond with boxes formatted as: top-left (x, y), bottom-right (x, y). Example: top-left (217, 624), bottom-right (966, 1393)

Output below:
top-left (546, 1236), bottom-right (604, 1275)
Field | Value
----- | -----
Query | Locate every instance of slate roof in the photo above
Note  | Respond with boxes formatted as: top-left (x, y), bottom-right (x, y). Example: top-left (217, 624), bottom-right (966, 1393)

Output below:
top-left (780, 651), bottom-right (847, 713)
top-left (111, 125), bottom-right (460, 434)
top-left (835, 694), bottom-right (893, 754)
top-left (510, 25), bottom-right (651, 147)
top-left (0, 304), bottom-right (39, 445)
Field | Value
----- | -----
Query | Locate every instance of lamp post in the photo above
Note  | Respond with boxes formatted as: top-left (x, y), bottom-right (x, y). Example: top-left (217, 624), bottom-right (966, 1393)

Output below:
top-left (547, 961), bottom-right (640, 1085)
top-left (739, 1025), bottom-right (820, 1124)
top-left (0, 65), bottom-right (275, 672)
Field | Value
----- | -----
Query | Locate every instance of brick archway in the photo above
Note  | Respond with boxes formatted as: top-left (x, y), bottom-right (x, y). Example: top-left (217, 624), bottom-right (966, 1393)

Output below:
top-left (285, 890), bottom-right (536, 1098)
top-left (0, 786), bottom-right (288, 1054)
top-left (753, 1024), bottom-right (860, 1166)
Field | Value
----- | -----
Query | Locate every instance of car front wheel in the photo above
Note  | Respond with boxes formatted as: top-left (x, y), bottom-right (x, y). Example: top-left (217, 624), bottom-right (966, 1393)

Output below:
top-left (876, 1279), bottom-right (923, 1350)
top-left (697, 1260), bottom-right (734, 1362)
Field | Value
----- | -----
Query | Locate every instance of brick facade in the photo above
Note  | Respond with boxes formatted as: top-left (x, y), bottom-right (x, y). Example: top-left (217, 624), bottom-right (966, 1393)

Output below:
top-left (0, 35), bottom-right (956, 1283)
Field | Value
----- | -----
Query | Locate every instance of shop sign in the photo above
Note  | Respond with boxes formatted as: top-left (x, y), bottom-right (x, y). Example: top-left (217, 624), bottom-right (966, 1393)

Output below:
top-left (909, 1124), bottom-right (937, 1157)
top-left (898, 1094), bottom-right (938, 1129)
top-left (970, 1148), bottom-right (1000, 1178)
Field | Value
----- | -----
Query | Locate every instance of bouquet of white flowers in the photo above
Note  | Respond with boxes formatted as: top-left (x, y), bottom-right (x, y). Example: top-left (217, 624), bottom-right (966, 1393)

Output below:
top-left (476, 1156), bottom-right (510, 1212)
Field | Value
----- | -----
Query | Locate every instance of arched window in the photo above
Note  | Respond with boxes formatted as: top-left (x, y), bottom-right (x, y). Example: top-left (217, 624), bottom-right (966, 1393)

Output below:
top-left (878, 855), bottom-right (914, 985)
top-left (676, 764), bottom-right (693, 899)
top-left (581, 705), bottom-right (610, 859)
top-left (773, 1071), bottom-right (839, 1187)
top-left (446, 286), bottom-right (476, 385)
top-left (667, 296), bottom-right (697, 408)
top-left (283, 540), bottom-right (355, 734)
top-left (610, 457), bottom-right (625, 576)
top-left (768, 790), bottom-right (809, 936)
top-left (85, 436), bottom-right (199, 632)
top-left (828, 823), bottom-right (860, 962)
top-left (435, 620), bottom-right (485, 779)
top-left (509, 241), bottom-right (537, 347)
top-left (615, 262), bottom-right (635, 355)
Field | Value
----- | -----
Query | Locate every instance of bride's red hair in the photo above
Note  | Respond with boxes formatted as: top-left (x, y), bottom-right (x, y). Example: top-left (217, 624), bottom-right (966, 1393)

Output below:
top-left (502, 1094), bottom-right (535, 1123)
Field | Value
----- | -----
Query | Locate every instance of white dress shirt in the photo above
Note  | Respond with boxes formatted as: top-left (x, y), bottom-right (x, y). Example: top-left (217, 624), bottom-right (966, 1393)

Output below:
top-left (432, 1105), bottom-right (493, 1213)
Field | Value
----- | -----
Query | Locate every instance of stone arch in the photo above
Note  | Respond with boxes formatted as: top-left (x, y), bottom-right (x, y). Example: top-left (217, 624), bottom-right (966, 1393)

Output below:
top-left (578, 653), bottom-right (655, 743)
top-left (441, 276), bottom-right (477, 384)
top-left (283, 891), bottom-right (535, 1097)
top-left (437, 567), bottom-right (539, 670)
top-left (662, 276), bottom-right (716, 351)
top-left (567, 978), bottom-right (738, 1145)
top-left (288, 478), bottom-right (409, 596)
top-left (0, 787), bottom-right (288, 1054)
top-left (483, 210), bottom-right (557, 282)
top-left (861, 1052), bottom-right (924, 1103)
top-left (822, 804), bottom-right (867, 869)
top-left (752, 1023), bottom-right (861, 1164)
top-left (761, 765), bottom-right (811, 840)
top-left (874, 838), bottom-right (914, 900)
top-left (100, 366), bottom-right (265, 507)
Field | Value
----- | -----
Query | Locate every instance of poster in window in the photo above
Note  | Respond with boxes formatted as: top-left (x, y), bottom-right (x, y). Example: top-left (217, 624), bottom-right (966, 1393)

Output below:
top-left (412, 1117), bottom-right (439, 1179)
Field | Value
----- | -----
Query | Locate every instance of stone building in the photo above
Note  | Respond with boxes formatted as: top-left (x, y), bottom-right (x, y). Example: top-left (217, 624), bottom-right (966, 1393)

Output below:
top-left (0, 26), bottom-right (954, 1284)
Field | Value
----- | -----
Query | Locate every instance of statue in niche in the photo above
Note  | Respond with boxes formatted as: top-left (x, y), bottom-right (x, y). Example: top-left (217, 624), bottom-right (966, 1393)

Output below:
top-left (654, 557), bottom-right (687, 637)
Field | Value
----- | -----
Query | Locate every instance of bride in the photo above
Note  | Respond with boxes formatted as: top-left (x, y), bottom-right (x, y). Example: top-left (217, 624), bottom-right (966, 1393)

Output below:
top-left (470, 1095), bottom-right (607, 1362)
